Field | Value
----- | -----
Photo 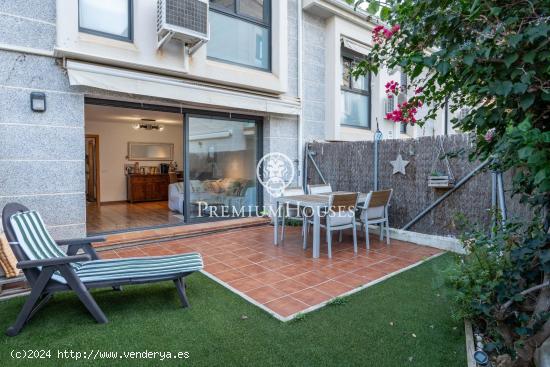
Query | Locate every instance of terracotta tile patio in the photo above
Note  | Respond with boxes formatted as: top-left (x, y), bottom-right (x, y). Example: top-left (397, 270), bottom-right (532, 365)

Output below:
top-left (97, 225), bottom-right (442, 320)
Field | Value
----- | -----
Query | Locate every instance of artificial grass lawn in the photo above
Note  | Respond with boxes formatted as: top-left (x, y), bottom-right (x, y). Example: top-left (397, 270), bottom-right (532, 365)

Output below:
top-left (0, 254), bottom-right (465, 366)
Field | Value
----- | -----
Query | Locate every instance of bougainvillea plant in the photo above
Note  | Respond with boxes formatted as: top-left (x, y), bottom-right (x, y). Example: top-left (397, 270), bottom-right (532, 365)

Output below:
top-left (346, 0), bottom-right (550, 366)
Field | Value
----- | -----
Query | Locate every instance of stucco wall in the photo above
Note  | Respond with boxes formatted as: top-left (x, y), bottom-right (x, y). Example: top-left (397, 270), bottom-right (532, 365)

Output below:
top-left (302, 12), bottom-right (326, 143)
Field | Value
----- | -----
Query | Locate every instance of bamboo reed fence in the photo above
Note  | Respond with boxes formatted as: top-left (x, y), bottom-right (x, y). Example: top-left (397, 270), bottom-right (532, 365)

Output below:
top-left (307, 134), bottom-right (532, 236)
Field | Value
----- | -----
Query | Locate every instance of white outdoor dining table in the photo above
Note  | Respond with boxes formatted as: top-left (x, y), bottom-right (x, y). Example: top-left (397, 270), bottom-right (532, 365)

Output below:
top-left (273, 192), bottom-right (368, 258)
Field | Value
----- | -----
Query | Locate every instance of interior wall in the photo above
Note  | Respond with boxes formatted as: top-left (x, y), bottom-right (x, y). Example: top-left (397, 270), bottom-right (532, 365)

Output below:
top-left (85, 120), bottom-right (184, 202)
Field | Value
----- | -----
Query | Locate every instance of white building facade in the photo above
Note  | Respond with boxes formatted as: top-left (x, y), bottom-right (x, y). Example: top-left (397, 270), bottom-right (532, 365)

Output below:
top-left (0, 0), bottom-right (454, 237)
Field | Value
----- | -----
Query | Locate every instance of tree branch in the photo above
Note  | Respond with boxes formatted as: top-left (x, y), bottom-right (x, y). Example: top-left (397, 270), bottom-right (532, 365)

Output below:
top-left (499, 281), bottom-right (550, 315)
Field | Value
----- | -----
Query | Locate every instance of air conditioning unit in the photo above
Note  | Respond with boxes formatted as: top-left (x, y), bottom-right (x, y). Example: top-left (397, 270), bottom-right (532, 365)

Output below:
top-left (157, 0), bottom-right (209, 51)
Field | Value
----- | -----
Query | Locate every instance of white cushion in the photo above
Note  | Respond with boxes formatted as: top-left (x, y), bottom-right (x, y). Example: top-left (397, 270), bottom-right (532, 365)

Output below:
top-left (361, 206), bottom-right (385, 221)
top-left (327, 209), bottom-right (355, 226)
top-left (309, 185), bottom-right (332, 194)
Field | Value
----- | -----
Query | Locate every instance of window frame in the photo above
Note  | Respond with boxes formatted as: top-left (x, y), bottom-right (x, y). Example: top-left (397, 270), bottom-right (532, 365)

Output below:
top-left (208, 0), bottom-right (272, 71)
top-left (340, 49), bottom-right (371, 130)
top-left (78, 0), bottom-right (133, 42)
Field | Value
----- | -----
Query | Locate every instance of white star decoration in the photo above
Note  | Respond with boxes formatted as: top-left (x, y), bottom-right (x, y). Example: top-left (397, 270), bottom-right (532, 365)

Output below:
top-left (390, 154), bottom-right (409, 175)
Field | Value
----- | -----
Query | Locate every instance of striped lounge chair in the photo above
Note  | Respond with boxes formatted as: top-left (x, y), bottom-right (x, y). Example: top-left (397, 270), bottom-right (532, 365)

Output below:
top-left (1, 203), bottom-right (203, 336)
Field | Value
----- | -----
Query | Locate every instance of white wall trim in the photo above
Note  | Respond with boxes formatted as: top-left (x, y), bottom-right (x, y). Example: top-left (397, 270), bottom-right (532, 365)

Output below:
top-left (370, 226), bottom-right (465, 254)
top-left (0, 44), bottom-right (55, 58)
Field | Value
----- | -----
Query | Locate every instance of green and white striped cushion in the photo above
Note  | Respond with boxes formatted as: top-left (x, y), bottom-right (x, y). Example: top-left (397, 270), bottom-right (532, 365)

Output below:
top-left (10, 211), bottom-right (67, 262)
top-left (74, 253), bottom-right (203, 283)
top-left (10, 211), bottom-right (203, 284)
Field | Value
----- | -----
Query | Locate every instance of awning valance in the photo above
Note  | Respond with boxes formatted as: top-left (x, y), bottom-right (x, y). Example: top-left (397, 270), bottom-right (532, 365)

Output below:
top-left (341, 37), bottom-right (371, 57)
top-left (66, 60), bottom-right (300, 115)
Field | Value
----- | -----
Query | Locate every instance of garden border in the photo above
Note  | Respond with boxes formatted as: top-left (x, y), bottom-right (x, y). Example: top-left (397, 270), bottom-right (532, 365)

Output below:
top-left (202, 252), bottom-right (444, 322)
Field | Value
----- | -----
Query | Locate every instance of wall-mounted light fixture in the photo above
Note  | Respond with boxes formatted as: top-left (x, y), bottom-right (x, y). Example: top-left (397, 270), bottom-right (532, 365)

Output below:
top-left (30, 92), bottom-right (46, 112)
top-left (132, 118), bottom-right (164, 131)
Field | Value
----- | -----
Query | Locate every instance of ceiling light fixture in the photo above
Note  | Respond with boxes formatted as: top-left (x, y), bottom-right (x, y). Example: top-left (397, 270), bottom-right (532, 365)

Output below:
top-left (132, 123), bottom-right (164, 131)
top-left (133, 119), bottom-right (165, 131)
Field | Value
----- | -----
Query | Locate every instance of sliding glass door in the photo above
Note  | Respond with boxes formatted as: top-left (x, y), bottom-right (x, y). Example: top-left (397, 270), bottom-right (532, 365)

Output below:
top-left (185, 115), bottom-right (260, 221)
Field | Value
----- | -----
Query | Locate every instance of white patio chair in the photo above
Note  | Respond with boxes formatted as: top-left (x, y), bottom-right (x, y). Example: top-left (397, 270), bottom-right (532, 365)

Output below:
top-left (280, 187), bottom-right (306, 243)
top-left (355, 189), bottom-right (393, 250)
top-left (304, 192), bottom-right (358, 258)
top-left (307, 184), bottom-right (332, 194)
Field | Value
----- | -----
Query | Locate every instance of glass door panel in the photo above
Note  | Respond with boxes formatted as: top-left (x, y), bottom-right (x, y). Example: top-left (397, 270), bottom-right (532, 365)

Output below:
top-left (186, 115), bottom-right (258, 220)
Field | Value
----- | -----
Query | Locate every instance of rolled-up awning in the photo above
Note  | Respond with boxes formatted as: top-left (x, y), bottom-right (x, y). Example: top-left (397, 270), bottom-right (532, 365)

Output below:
top-left (341, 36), bottom-right (370, 57)
top-left (66, 60), bottom-right (300, 115)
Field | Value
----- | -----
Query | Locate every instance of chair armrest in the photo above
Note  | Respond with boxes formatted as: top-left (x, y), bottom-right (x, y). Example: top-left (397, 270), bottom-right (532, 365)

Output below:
top-left (56, 236), bottom-right (106, 246)
top-left (17, 255), bottom-right (91, 269)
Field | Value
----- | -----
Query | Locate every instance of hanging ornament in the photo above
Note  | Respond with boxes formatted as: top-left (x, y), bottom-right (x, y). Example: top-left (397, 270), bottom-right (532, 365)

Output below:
top-left (390, 154), bottom-right (409, 175)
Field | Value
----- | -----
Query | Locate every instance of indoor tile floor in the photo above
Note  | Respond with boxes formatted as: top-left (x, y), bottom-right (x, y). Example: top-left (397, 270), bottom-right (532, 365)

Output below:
top-left (98, 225), bottom-right (442, 319)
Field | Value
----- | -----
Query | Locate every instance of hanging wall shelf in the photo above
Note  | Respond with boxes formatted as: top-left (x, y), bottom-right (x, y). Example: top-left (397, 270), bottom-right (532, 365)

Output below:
top-left (428, 137), bottom-right (455, 189)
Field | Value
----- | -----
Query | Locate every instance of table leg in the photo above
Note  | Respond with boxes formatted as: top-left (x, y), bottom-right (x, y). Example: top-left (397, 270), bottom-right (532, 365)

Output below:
top-left (313, 205), bottom-right (321, 258)
top-left (273, 201), bottom-right (279, 245)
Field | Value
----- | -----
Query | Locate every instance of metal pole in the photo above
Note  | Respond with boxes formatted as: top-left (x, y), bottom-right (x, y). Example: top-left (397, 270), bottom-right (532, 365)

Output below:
top-left (496, 172), bottom-right (507, 226)
top-left (444, 97), bottom-right (449, 136)
top-left (307, 150), bottom-right (327, 185)
top-left (402, 160), bottom-right (490, 231)
top-left (374, 139), bottom-right (379, 191)
top-left (491, 171), bottom-right (498, 234)
top-left (302, 144), bottom-right (308, 191)
top-left (374, 122), bottom-right (383, 191)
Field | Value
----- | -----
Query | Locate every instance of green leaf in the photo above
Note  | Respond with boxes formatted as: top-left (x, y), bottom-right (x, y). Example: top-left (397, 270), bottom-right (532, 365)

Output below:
top-left (380, 6), bottom-right (391, 20)
top-left (540, 249), bottom-right (550, 264)
top-left (520, 72), bottom-right (533, 84)
top-left (534, 169), bottom-right (548, 185)
top-left (463, 54), bottom-right (475, 66)
top-left (490, 7), bottom-right (501, 16)
top-left (514, 327), bottom-right (531, 336)
top-left (518, 147), bottom-right (534, 159)
top-left (519, 94), bottom-right (535, 110)
top-left (507, 34), bottom-right (523, 47)
top-left (423, 56), bottom-right (435, 67)
top-left (513, 83), bottom-right (528, 94)
top-left (518, 118), bottom-right (531, 131)
top-left (436, 62), bottom-right (450, 75)
top-left (367, 1), bottom-right (379, 14)
top-left (523, 51), bottom-right (536, 64)
top-left (493, 81), bottom-right (513, 96)
top-left (503, 53), bottom-right (519, 68)
top-left (411, 54), bottom-right (423, 63)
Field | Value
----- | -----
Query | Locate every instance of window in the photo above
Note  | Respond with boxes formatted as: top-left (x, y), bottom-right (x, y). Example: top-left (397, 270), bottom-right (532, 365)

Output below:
top-left (78, 0), bottom-right (132, 41)
top-left (208, 0), bottom-right (271, 70)
top-left (341, 51), bottom-right (371, 128)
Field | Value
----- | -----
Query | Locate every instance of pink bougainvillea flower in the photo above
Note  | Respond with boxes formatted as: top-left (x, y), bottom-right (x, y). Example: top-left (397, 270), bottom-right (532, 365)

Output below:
top-left (484, 128), bottom-right (496, 142)
top-left (373, 24), bottom-right (400, 44)
top-left (384, 96), bottom-right (421, 125)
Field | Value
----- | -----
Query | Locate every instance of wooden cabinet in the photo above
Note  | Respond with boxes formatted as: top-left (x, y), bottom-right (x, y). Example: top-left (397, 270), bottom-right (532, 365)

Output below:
top-left (126, 174), bottom-right (170, 203)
